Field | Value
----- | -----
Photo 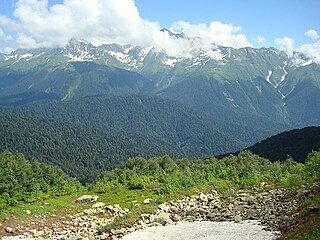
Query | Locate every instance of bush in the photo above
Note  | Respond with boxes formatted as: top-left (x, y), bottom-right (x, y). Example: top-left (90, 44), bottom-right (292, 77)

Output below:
top-left (306, 151), bottom-right (320, 180)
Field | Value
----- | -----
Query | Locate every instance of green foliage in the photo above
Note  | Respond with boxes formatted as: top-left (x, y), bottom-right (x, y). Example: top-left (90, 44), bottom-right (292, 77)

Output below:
top-left (0, 151), bottom-right (81, 210)
top-left (91, 151), bottom-right (318, 197)
top-left (279, 192), bottom-right (320, 240)
top-left (1, 94), bottom-right (245, 182)
top-left (306, 151), bottom-right (320, 180)
top-left (248, 126), bottom-right (320, 163)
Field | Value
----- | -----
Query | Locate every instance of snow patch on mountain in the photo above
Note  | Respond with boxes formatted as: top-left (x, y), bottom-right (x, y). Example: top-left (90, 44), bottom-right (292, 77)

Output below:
top-left (123, 45), bottom-right (135, 54)
top-left (4, 53), bottom-right (33, 62)
top-left (266, 70), bottom-right (273, 84)
top-left (108, 51), bottom-right (131, 64)
top-left (139, 46), bottom-right (153, 63)
top-left (67, 51), bottom-right (95, 62)
top-left (256, 86), bottom-right (262, 93)
top-left (276, 61), bottom-right (288, 88)
top-left (163, 58), bottom-right (179, 67)
top-left (293, 59), bottom-right (313, 67)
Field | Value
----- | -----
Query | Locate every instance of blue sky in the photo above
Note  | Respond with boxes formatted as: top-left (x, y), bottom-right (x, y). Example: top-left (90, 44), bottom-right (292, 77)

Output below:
top-left (0, 0), bottom-right (319, 60)
top-left (135, 0), bottom-right (320, 47)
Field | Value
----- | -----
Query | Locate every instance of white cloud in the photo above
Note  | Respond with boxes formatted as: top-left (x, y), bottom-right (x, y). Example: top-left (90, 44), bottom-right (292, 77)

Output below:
top-left (304, 29), bottom-right (319, 40)
top-left (275, 37), bottom-right (295, 57)
top-left (0, 0), bottom-right (252, 58)
top-left (297, 41), bottom-right (320, 64)
top-left (170, 21), bottom-right (252, 48)
top-left (255, 36), bottom-right (266, 45)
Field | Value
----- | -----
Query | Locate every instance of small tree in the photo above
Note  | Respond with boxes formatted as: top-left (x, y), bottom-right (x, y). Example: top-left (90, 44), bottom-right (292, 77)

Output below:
top-left (306, 151), bottom-right (320, 180)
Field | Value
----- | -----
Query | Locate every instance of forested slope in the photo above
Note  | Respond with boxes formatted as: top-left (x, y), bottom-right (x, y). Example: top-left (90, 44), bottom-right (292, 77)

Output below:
top-left (2, 94), bottom-right (243, 158)
top-left (248, 126), bottom-right (320, 162)
top-left (0, 112), bottom-right (186, 182)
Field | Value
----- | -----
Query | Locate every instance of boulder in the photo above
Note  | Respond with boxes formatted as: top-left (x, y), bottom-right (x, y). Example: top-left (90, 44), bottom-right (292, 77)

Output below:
top-left (5, 227), bottom-right (15, 233)
top-left (234, 215), bottom-right (242, 223)
top-left (198, 193), bottom-right (208, 202)
top-left (154, 212), bottom-right (171, 225)
top-left (75, 195), bottom-right (98, 203)
top-left (91, 202), bottom-right (105, 208)
top-left (143, 198), bottom-right (152, 204)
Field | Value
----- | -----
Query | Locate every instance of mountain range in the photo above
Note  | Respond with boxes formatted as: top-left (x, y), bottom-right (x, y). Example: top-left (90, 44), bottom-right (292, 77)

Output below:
top-left (0, 30), bottom-right (319, 174)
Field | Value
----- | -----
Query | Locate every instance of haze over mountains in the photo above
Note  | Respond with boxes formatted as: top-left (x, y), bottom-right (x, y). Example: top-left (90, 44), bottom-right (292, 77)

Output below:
top-left (0, 29), bottom-right (320, 176)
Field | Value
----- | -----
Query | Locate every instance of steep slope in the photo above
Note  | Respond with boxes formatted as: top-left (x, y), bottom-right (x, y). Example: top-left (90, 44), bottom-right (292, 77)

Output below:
top-left (1, 94), bottom-right (242, 160)
top-left (1, 38), bottom-right (320, 148)
top-left (248, 127), bottom-right (320, 162)
top-left (0, 61), bottom-right (154, 104)
top-left (158, 75), bottom-right (290, 144)
top-left (279, 64), bottom-right (320, 127)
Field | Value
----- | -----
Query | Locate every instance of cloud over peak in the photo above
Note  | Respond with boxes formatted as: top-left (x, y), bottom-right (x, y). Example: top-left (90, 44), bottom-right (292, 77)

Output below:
top-left (0, 0), bottom-right (252, 58)
top-left (0, 0), bottom-right (319, 64)
top-left (275, 37), bottom-right (295, 57)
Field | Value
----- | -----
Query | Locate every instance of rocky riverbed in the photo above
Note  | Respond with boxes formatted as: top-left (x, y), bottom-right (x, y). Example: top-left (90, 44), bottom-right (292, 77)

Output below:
top-left (1, 183), bottom-right (319, 240)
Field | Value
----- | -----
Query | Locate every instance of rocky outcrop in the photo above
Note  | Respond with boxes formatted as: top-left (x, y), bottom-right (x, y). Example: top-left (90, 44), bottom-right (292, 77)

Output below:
top-left (1, 183), bottom-right (319, 240)
top-left (105, 183), bottom-right (319, 239)
top-left (1, 203), bottom-right (128, 240)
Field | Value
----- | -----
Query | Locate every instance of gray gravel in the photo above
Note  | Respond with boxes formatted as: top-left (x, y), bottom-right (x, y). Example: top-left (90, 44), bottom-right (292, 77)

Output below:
top-left (122, 220), bottom-right (280, 240)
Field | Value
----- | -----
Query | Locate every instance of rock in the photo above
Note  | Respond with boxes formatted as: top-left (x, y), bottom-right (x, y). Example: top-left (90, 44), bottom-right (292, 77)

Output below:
top-left (158, 203), bottom-right (170, 212)
top-left (234, 215), bottom-right (242, 223)
top-left (92, 202), bottom-right (105, 208)
top-left (68, 235), bottom-right (82, 240)
top-left (171, 214), bottom-right (182, 222)
top-left (75, 195), bottom-right (99, 203)
top-left (198, 193), bottom-right (208, 202)
top-left (5, 227), bottom-right (15, 233)
top-left (25, 210), bottom-right (31, 215)
top-left (165, 219), bottom-right (174, 225)
top-left (307, 204), bottom-right (319, 213)
top-left (143, 198), bottom-right (152, 204)
top-left (154, 212), bottom-right (171, 225)
top-left (83, 209), bottom-right (96, 215)
top-left (140, 213), bottom-right (151, 221)
top-left (106, 205), bottom-right (114, 211)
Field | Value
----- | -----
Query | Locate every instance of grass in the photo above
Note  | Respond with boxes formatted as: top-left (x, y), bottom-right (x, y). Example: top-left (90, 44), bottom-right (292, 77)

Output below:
top-left (0, 186), bottom-right (158, 230)
top-left (95, 187), bottom-right (156, 210)
top-left (278, 191), bottom-right (320, 240)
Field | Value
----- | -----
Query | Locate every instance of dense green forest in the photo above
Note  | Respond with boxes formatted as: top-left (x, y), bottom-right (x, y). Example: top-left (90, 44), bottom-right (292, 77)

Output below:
top-left (1, 94), bottom-right (243, 158)
top-left (0, 151), bottom-right (81, 210)
top-left (0, 112), bottom-right (189, 183)
top-left (247, 127), bottom-right (320, 163)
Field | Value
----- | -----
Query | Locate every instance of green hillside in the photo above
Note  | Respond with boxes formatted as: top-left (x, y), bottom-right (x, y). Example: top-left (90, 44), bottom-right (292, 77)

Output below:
top-left (248, 126), bottom-right (320, 162)
top-left (0, 61), bottom-right (154, 103)
top-left (0, 112), bottom-right (190, 182)
top-left (158, 76), bottom-right (290, 144)
top-left (0, 151), bottom-right (81, 210)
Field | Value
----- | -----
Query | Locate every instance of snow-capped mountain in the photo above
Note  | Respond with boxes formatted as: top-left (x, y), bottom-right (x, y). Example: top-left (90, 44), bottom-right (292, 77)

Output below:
top-left (0, 34), bottom-right (319, 143)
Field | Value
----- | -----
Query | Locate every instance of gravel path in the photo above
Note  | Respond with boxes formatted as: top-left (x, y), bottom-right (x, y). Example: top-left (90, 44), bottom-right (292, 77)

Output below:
top-left (122, 220), bottom-right (280, 240)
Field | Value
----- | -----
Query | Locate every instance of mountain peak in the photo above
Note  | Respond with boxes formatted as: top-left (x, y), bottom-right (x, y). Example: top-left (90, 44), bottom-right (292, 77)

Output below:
top-left (160, 28), bottom-right (186, 39)
top-left (66, 37), bottom-right (93, 51)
